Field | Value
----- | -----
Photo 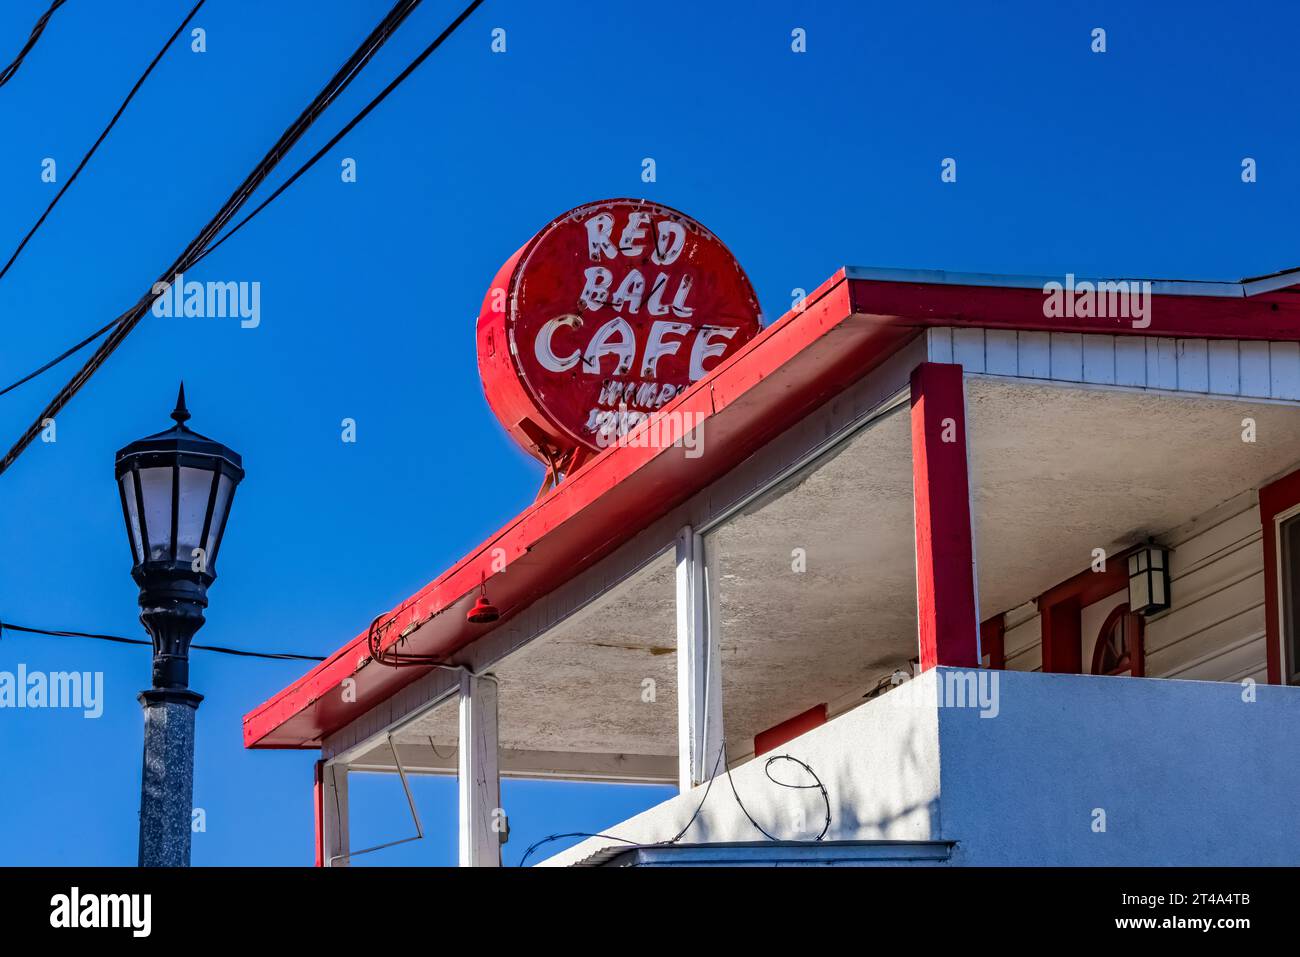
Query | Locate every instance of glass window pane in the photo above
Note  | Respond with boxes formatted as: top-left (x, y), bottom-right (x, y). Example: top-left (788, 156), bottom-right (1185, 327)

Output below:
top-left (119, 472), bottom-right (143, 564)
top-left (176, 466), bottom-right (214, 564)
top-left (202, 473), bottom-right (234, 569)
top-left (137, 466), bottom-right (174, 561)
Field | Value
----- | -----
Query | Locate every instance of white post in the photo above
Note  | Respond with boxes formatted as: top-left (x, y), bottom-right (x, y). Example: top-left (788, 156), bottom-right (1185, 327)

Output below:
top-left (321, 763), bottom-right (350, 867)
top-left (676, 526), bottom-right (724, 792)
top-left (458, 671), bottom-right (501, 867)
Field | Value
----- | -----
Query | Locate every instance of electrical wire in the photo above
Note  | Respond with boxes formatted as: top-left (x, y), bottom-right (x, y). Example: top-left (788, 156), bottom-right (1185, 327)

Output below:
top-left (516, 742), bottom-right (729, 866)
top-left (0, 620), bottom-right (325, 662)
top-left (367, 610), bottom-right (428, 667)
top-left (366, 611), bottom-right (503, 673)
top-left (198, 0), bottom-right (486, 262)
top-left (0, 0), bottom-right (67, 90)
top-left (0, 0), bottom-right (484, 410)
top-left (517, 832), bottom-right (641, 867)
top-left (0, 0), bottom-right (205, 286)
top-left (0, 0), bottom-right (450, 477)
top-left (0, 312), bottom-right (125, 398)
top-left (726, 754), bottom-right (831, 842)
top-left (515, 742), bottom-right (833, 867)
top-left (366, 608), bottom-right (462, 669)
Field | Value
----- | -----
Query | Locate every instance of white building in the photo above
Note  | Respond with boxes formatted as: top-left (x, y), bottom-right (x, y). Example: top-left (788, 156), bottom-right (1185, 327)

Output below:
top-left (244, 265), bottom-right (1300, 866)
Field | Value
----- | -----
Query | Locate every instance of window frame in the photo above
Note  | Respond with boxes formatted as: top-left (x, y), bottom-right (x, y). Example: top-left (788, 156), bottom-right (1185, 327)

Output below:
top-left (1258, 468), bottom-right (1300, 686)
top-left (1271, 502), bottom-right (1300, 685)
top-left (1089, 602), bottom-right (1145, 678)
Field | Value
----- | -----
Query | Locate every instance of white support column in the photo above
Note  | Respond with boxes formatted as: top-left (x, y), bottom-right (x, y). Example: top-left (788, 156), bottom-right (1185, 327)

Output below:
top-left (676, 526), bottom-right (724, 792)
top-left (320, 762), bottom-right (350, 867)
top-left (457, 670), bottom-right (501, 867)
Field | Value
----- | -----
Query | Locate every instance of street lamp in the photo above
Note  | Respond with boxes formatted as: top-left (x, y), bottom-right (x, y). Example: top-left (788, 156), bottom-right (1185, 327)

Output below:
top-left (115, 383), bottom-right (244, 867)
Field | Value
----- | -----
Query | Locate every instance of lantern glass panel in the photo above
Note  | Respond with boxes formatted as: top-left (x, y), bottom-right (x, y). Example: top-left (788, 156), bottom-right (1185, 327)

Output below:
top-left (119, 471), bottom-right (143, 565)
top-left (1151, 567), bottom-right (1167, 606)
top-left (137, 466), bottom-right (174, 560)
top-left (202, 471), bottom-right (235, 568)
top-left (1127, 554), bottom-right (1147, 610)
top-left (1132, 574), bottom-right (1151, 611)
top-left (176, 466), bottom-right (216, 565)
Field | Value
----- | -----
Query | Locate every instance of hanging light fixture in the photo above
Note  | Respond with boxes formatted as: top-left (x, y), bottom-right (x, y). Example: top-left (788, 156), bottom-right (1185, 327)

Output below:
top-left (466, 572), bottom-right (500, 624)
top-left (1127, 541), bottom-right (1171, 616)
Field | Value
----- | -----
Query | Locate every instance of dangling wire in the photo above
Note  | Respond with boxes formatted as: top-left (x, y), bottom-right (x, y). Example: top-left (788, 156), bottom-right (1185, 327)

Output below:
top-left (516, 741), bottom-right (832, 866)
top-left (725, 754), bottom-right (831, 842)
top-left (366, 609), bottom-right (440, 668)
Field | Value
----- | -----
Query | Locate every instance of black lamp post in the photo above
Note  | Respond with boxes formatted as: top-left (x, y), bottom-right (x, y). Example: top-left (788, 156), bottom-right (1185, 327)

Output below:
top-left (115, 384), bottom-right (243, 867)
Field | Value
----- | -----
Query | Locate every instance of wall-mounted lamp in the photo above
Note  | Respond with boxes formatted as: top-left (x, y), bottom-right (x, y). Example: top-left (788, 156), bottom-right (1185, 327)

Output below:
top-left (1127, 542), bottom-right (1171, 615)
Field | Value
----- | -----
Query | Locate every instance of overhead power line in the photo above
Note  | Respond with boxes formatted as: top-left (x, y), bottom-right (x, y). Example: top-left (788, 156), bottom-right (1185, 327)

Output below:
top-left (0, 0), bottom-right (484, 439)
top-left (0, 621), bottom-right (325, 662)
top-left (200, 0), bottom-right (487, 261)
top-left (0, 0), bottom-right (67, 90)
top-left (0, 0), bottom-right (471, 478)
top-left (0, 311), bottom-right (124, 399)
top-left (0, 0), bottom-right (206, 286)
top-left (0, 0), bottom-right (485, 408)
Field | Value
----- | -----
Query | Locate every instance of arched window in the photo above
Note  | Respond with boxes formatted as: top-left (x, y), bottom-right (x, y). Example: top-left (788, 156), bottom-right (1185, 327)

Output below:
top-left (1091, 604), bottom-right (1145, 677)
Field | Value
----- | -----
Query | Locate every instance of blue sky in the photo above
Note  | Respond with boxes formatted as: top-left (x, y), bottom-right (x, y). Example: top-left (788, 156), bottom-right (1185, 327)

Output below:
top-left (0, 0), bottom-right (1296, 866)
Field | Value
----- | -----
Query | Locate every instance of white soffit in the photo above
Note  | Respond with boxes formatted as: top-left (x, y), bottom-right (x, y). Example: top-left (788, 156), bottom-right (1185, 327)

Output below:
top-left (968, 377), bottom-right (1300, 617)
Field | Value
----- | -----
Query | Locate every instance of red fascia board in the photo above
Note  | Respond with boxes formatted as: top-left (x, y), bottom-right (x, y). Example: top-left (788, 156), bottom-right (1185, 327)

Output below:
top-left (245, 269), bottom-right (1300, 749)
top-left (847, 279), bottom-right (1300, 340)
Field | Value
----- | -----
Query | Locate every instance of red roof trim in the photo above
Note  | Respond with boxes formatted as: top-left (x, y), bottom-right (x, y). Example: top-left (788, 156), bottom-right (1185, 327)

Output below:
top-left (846, 277), bottom-right (1300, 340)
top-left (244, 268), bottom-right (1300, 749)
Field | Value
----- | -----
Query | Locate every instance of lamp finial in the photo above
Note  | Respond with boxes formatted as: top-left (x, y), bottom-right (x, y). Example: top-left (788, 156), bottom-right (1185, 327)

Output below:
top-left (171, 382), bottom-right (190, 426)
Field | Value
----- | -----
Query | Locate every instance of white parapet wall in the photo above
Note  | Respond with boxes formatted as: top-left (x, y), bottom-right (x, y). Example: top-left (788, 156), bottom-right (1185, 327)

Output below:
top-left (541, 668), bottom-right (1300, 866)
top-left (938, 668), bottom-right (1300, 865)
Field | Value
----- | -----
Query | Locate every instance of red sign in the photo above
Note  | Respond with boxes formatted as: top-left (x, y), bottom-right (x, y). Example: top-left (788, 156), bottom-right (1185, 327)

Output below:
top-left (476, 199), bottom-right (762, 463)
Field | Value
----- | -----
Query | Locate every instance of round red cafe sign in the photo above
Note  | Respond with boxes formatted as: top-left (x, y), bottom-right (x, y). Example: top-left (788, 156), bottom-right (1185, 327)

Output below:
top-left (476, 199), bottom-right (762, 464)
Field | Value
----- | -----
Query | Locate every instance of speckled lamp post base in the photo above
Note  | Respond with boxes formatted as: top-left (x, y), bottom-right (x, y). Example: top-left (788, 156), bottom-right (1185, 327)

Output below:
top-left (138, 688), bottom-right (202, 868)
